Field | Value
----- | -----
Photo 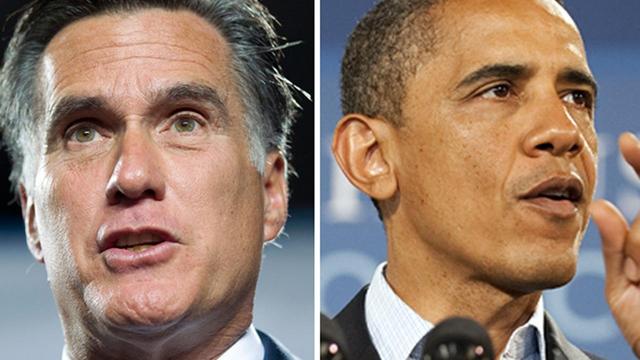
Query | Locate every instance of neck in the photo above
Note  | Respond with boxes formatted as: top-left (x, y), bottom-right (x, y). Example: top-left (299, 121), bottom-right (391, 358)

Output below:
top-left (385, 228), bottom-right (541, 356)
top-left (63, 298), bottom-right (253, 360)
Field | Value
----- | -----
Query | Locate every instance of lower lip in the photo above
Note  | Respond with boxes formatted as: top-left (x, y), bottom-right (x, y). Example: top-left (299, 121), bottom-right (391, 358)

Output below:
top-left (102, 242), bottom-right (179, 272)
top-left (520, 197), bottom-right (579, 219)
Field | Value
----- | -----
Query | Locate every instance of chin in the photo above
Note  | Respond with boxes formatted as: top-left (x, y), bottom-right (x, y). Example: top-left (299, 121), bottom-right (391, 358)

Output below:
top-left (491, 250), bottom-right (579, 295)
top-left (84, 281), bottom-right (193, 333)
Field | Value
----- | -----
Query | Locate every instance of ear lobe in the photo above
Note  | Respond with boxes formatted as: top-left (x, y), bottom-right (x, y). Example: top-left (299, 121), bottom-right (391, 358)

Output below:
top-left (262, 152), bottom-right (288, 242)
top-left (332, 114), bottom-right (398, 201)
top-left (19, 184), bottom-right (44, 263)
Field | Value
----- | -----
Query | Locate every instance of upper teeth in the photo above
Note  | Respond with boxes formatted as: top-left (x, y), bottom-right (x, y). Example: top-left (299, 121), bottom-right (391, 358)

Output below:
top-left (544, 191), bottom-right (567, 197)
top-left (115, 233), bottom-right (163, 248)
top-left (540, 189), bottom-right (573, 200)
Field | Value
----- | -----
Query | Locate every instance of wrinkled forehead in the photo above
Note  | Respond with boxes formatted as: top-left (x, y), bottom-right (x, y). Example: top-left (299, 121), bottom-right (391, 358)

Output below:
top-left (43, 8), bottom-right (230, 63)
top-left (37, 8), bottom-right (238, 117)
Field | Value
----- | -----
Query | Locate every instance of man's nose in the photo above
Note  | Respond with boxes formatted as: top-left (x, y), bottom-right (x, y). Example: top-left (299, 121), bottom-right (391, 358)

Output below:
top-left (105, 128), bottom-right (166, 205)
top-left (522, 99), bottom-right (584, 159)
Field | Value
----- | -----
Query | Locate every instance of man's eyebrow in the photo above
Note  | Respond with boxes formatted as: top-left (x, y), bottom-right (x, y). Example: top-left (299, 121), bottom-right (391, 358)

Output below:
top-left (44, 96), bottom-right (114, 149)
top-left (46, 83), bottom-right (230, 134)
top-left (48, 96), bottom-right (108, 126)
top-left (558, 68), bottom-right (598, 97)
top-left (154, 83), bottom-right (230, 125)
top-left (456, 64), bottom-right (530, 89)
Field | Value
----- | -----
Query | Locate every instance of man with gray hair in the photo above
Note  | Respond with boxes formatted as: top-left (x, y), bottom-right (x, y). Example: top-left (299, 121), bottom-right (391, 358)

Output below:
top-left (332, 0), bottom-right (640, 358)
top-left (0, 0), bottom-right (302, 359)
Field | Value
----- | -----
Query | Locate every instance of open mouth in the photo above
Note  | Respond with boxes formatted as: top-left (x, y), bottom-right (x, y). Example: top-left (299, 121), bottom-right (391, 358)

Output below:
top-left (113, 233), bottom-right (166, 253)
top-left (520, 176), bottom-right (583, 203)
top-left (99, 228), bottom-right (177, 253)
top-left (518, 176), bottom-right (584, 218)
top-left (98, 227), bottom-right (180, 271)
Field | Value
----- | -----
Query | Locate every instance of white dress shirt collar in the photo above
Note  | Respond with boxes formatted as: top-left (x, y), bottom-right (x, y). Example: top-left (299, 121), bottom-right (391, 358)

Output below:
top-left (218, 325), bottom-right (265, 360)
top-left (365, 262), bottom-right (433, 360)
top-left (62, 324), bottom-right (264, 360)
top-left (365, 262), bottom-right (546, 360)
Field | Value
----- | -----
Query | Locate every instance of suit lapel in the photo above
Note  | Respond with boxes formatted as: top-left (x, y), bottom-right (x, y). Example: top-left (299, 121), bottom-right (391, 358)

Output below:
top-left (257, 330), bottom-right (298, 360)
top-left (334, 286), bottom-right (382, 360)
top-left (544, 312), bottom-right (595, 360)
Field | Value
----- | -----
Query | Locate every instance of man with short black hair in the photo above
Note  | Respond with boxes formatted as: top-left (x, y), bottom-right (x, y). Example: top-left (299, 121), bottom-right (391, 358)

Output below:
top-left (0, 1), bottom-right (302, 359)
top-left (332, 0), bottom-right (640, 358)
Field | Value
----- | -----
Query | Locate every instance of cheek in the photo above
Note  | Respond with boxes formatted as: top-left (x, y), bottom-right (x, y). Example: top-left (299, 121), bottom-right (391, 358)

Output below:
top-left (583, 129), bottom-right (598, 197)
top-left (169, 148), bottom-right (265, 255)
top-left (35, 161), bottom-right (107, 279)
top-left (414, 120), bottom-right (512, 196)
top-left (406, 120), bottom-right (520, 241)
top-left (172, 144), bottom-right (261, 211)
top-left (173, 155), bottom-right (265, 299)
top-left (582, 145), bottom-right (598, 200)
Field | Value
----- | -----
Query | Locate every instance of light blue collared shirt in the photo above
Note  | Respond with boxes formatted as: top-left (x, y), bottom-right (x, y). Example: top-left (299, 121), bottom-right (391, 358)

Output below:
top-left (62, 324), bottom-right (264, 360)
top-left (365, 262), bottom-right (546, 360)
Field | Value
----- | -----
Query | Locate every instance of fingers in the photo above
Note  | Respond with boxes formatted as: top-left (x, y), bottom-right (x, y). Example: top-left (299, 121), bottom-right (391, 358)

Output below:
top-left (589, 200), bottom-right (629, 293)
top-left (618, 132), bottom-right (640, 282)
top-left (619, 132), bottom-right (640, 177)
top-left (625, 212), bottom-right (640, 282)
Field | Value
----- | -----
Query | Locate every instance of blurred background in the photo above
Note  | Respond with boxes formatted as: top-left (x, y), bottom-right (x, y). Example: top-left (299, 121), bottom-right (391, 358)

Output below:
top-left (0, 1), bottom-right (313, 359)
top-left (321, 1), bottom-right (640, 359)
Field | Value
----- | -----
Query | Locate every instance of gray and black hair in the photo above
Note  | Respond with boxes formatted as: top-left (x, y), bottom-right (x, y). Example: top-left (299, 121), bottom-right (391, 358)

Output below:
top-left (0, 0), bottom-right (301, 193)
top-left (341, 0), bottom-right (565, 126)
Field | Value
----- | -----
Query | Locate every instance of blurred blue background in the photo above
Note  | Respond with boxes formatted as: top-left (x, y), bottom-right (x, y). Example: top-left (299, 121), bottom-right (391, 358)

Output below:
top-left (0, 1), bottom-right (313, 359)
top-left (320, 1), bottom-right (640, 359)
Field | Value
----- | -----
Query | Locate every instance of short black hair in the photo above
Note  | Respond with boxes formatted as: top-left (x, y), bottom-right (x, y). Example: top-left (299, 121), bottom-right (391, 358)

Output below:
top-left (341, 0), bottom-right (442, 126)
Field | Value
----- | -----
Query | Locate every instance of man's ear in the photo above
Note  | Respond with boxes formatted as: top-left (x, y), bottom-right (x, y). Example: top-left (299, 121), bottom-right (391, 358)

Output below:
top-left (332, 113), bottom-right (398, 201)
top-left (19, 184), bottom-right (43, 263)
top-left (262, 152), bottom-right (288, 242)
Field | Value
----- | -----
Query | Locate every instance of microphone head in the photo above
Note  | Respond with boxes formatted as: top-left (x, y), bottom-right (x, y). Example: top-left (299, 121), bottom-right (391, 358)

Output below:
top-left (422, 317), bottom-right (494, 360)
top-left (321, 313), bottom-right (349, 360)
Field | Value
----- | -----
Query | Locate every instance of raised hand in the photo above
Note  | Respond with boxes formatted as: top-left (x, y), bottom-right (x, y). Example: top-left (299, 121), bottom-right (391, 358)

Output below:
top-left (591, 132), bottom-right (640, 358)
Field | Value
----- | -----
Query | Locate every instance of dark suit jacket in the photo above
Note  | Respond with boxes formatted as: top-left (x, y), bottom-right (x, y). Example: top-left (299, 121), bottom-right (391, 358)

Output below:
top-left (334, 286), bottom-right (605, 360)
top-left (258, 329), bottom-right (299, 360)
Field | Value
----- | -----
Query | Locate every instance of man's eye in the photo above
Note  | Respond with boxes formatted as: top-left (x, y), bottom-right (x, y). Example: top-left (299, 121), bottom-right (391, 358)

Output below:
top-left (562, 91), bottom-right (592, 109)
top-left (172, 117), bottom-right (200, 133)
top-left (479, 84), bottom-right (512, 99)
top-left (69, 126), bottom-right (99, 143)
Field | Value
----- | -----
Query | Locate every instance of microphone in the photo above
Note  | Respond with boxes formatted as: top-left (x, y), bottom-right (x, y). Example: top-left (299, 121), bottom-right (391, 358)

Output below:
top-left (321, 313), bottom-right (349, 360)
top-left (422, 317), bottom-right (494, 360)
